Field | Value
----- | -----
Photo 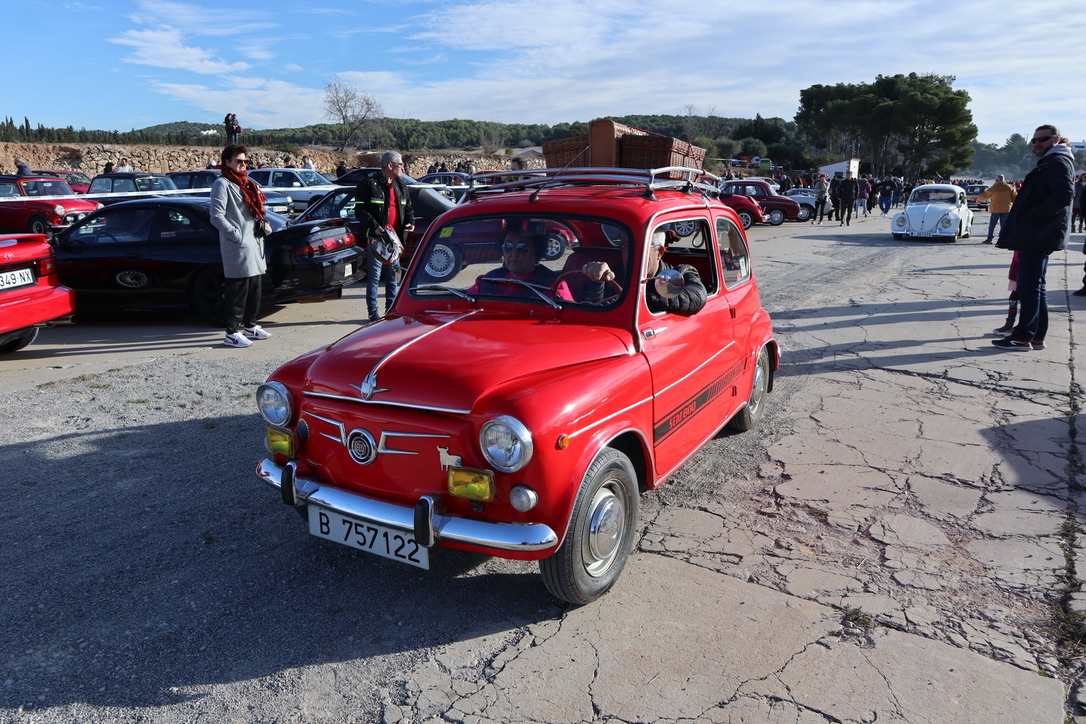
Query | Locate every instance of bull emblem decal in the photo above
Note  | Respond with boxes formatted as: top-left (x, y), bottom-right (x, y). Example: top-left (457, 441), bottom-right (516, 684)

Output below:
top-left (437, 446), bottom-right (462, 470)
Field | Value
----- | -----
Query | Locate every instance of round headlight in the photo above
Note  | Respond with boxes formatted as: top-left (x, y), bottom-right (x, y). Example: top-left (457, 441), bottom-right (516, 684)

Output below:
top-left (256, 381), bottom-right (293, 426)
top-left (54, 205), bottom-right (66, 216)
top-left (894, 216), bottom-right (905, 227)
top-left (480, 415), bottom-right (533, 473)
top-left (940, 218), bottom-right (952, 228)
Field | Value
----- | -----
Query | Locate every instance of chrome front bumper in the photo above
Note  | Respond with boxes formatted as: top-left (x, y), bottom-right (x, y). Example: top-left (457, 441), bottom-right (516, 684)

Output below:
top-left (256, 458), bottom-right (558, 553)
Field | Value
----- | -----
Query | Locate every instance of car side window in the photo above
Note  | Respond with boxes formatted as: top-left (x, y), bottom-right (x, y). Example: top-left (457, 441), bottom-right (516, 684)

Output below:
top-left (154, 208), bottom-right (211, 242)
top-left (171, 175), bottom-right (192, 189)
top-left (88, 178), bottom-right (111, 194)
top-left (249, 171), bottom-right (268, 185)
top-left (0, 182), bottom-right (18, 197)
top-left (74, 208), bottom-right (156, 244)
top-left (659, 220), bottom-right (718, 295)
top-left (716, 217), bottom-right (750, 288)
top-left (114, 179), bottom-right (137, 193)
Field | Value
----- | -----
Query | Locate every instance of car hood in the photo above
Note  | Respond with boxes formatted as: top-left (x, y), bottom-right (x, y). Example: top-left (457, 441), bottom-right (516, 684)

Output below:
top-left (303, 311), bottom-right (633, 413)
top-left (901, 203), bottom-right (957, 232)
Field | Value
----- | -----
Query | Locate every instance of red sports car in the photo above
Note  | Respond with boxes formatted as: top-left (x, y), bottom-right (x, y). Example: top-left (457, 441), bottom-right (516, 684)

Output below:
top-left (255, 167), bottom-right (778, 604)
top-left (0, 233), bottom-right (75, 352)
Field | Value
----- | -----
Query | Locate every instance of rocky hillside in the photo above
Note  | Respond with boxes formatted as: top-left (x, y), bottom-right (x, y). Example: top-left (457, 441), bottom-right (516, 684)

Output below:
top-left (0, 142), bottom-right (539, 179)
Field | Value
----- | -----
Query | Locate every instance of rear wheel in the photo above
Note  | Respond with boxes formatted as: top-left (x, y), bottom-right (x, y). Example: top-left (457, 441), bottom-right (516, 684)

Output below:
top-left (540, 448), bottom-right (639, 605)
top-left (542, 231), bottom-right (566, 261)
top-left (795, 206), bottom-right (812, 222)
top-left (423, 241), bottom-right (462, 282)
top-left (0, 328), bottom-right (39, 354)
top-left (729, 346), bottom-right (770, 432)
top-left (767, 209), bottom-right (785, 226)
top-left (189, 266), bottom-right (227, 326)
top-left (737, 210), bottom-right (754, 230)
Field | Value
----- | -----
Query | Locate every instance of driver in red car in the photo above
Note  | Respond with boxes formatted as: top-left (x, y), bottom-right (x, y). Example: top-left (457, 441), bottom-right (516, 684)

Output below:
top-left (468, 226), bottom-right (573, 300)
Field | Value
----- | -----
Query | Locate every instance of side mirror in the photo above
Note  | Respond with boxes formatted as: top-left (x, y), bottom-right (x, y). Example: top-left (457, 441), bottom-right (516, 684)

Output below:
top-left (647, 268), bottom-right (685, 299)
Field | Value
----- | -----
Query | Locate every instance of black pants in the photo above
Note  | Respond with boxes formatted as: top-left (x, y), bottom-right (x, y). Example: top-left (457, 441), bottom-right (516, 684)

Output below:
top-left (225, 275), bottom-right (262, 334)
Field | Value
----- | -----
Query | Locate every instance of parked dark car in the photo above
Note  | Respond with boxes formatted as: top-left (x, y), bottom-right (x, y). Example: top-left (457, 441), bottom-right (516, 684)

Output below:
top-left (719, 179), bottom-right (801, 225)
top-left (51, 198), bottom-right (365, 323)
top-left (85, 173), bottom-right (179, 205)
top-left (167, 170), bottom-right (293, 215)
top-left (335, 168), bottom-right (456, 201)
top-left (291, 184), bottom-right (456, 264)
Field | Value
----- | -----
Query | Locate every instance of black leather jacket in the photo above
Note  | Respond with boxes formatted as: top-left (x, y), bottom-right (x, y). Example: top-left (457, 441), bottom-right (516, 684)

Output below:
top-left (354, 175), bottom-right (414, 238)
top-left (997, 147), bottom-right (1074, 253)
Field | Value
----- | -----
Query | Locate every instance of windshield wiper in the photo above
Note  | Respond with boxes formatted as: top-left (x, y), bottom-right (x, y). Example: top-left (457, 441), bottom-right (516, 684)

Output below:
top-left (410, 284), bottom-right (475, 302)
top-left (484, 278), bottom-right (562, 310)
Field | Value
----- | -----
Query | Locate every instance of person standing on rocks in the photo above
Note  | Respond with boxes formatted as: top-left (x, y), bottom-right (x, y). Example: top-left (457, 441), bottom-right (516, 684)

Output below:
top-left (993, 126), bottom-right (1074, 350)
top-left (210, 144), bottom-right (272, 348)
top-left (225, 113), bottom-right (241, 145)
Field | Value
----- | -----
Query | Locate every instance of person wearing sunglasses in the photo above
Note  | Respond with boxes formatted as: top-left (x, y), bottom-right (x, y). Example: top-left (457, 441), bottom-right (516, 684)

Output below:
top-left (993, 125), bottom-right (1075, 350)
top-left (355, 150), bottom-right (415, 321)
top-left (469, 226), bottom-right (572, 300)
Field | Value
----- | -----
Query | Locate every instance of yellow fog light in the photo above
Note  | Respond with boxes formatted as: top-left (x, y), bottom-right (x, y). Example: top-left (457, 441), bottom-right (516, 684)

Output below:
top-left (265, 427), bottom-right (295, 457)
top-left (448, 468), bottom-right (496, 502)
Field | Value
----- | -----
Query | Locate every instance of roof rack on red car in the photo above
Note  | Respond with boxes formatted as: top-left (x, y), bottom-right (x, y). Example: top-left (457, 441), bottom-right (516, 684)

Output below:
top-left (467, 166), bottom-right (721, 202)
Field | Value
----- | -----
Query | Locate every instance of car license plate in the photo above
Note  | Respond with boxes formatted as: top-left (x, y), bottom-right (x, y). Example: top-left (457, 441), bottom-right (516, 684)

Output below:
top-left (0, 267), bottom-right (35, 291)
top-left (309, 506), bottom-right (429, 569)
top-left (343, 262), bottom-right (352, 277)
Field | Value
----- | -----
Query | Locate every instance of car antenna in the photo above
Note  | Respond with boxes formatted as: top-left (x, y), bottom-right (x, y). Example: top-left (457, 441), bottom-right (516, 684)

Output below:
top-left (529, 146), bottom-right (589, 202)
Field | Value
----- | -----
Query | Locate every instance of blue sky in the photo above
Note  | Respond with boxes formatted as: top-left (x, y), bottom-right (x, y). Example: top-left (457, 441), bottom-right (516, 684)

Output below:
top-left (7, 0), bottom-right (1085, 146)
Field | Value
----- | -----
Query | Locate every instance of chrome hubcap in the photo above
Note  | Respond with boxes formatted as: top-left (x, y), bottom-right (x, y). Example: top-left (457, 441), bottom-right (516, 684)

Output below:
top-left (583, 484), bottom-right (625, 575)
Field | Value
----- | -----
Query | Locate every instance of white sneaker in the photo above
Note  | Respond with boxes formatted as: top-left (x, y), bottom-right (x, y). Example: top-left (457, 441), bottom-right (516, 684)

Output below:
top-left (224, 332), bottom-right (252, 348)
top-left (243, 325), bottom-right (271, 340)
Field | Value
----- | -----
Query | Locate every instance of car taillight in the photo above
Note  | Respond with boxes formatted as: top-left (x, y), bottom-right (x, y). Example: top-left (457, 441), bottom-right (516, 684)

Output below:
top-left (294, 232), bottom-right (357, 257)
top-left (38, 256), bottom-right (58, 276)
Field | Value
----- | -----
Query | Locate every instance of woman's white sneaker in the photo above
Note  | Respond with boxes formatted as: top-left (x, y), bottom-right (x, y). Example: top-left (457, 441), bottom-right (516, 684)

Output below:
top-left (224, 332), bottom-right (252, 348)
top-left (243, 325), bottom-right (271, 340)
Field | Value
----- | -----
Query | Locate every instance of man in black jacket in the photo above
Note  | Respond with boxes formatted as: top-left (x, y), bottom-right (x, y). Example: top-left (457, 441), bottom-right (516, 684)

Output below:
top-left (355, 151), bottom-right (414, 321)
top-left (837, 171), bottom-right (859, 226)
top-left (993, 125), bottom-right (1074, 350)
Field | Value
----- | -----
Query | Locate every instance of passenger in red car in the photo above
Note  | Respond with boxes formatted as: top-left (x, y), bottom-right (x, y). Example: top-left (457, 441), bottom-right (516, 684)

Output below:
top-left (468, 228), bottom-right (572, 300)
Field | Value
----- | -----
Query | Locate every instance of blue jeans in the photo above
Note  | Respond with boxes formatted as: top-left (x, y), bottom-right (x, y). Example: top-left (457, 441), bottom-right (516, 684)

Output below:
top-left (366, 243), bottom-right (398, 318)
top-left (986, 212), bottom-right (1007, 241)
top-left (1012, 250), bottom-right (1049, 341)
top-left (879, 196), bottom-right (893, 215)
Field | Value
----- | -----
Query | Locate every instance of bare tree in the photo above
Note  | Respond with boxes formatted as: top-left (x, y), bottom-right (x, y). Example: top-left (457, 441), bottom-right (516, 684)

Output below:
top-left (322, 77), bottom-right (384, 152)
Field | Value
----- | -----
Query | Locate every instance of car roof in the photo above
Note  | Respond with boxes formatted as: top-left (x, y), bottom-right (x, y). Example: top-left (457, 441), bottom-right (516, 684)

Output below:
top-left (912, 183), bottom-right (962, 192)
top-left (93, 172), bottom-right (171, 178)
top-left (0, 175), bottom-right (71, 182)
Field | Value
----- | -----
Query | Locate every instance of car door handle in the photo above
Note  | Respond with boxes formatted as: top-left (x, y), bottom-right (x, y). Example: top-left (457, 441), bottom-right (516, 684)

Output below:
top-left (643, 327), bottom-right (669, 339)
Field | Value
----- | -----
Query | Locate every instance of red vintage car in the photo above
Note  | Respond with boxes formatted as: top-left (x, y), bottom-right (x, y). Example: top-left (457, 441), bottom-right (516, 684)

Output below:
top-left (255, 167), bottom-right (778, 604)
top-left (35, 170), bottom-right (92, 194)
top-left (720, 179), bottom-right (802, 225)
top-left (0, 233), bottom-right (75, 352)
top-left (714, 190), bottom-right (765, 230)
top-left (0, 175), bottom-right (103, 235)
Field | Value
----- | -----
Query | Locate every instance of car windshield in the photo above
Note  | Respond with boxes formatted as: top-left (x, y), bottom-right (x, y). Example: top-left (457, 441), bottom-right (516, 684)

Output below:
top-left (910, 189), bottom-right (957, 204)
top-left (297, 170), bottom-right (331, 186)
top-left (47, 171), bottom-right (91, 185)
top-left (407, 215), bottom-right (632, 310)
top-left (302, 189), bottom-right (354, 221)
top-left (134, 176), bottom-right (178, 192)
top-left (19, 179), bottom-right (75, 196)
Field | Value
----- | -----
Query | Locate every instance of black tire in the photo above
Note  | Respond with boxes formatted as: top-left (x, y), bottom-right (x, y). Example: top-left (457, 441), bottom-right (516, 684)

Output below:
top-left (795, 206), bottom-right (812, 222)
top-left (893, 233), bottom-right (904, 240)
top-left (672, 220), bottom-right (698, 237)
top-left (28, 216), bottom-right (49, 237)
top-left (189, 266), bottom-right (227, 326)
top-left (737, 210), bottom-right (754, 230)
top-left (0, 328), bottom-right (39, 354)
top-left (767, 209), bottom-right (785, 226)
top-left (423, 241), bottom-right (462, 282)
top-left (728, 345), bottom-right (770, 432)
top-left (540, 448), bottom-right (639, 605)
top-left (542, 231), bottom-right (566, 261)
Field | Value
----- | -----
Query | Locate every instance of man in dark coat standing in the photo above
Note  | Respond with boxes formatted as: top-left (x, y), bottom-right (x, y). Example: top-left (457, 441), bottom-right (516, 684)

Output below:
top-left (993, 125), bottom-right (1075, 350)
top-left (837, 171), bottom-right (859, 226)
top-left (355, 150), bottom-right (414, 321)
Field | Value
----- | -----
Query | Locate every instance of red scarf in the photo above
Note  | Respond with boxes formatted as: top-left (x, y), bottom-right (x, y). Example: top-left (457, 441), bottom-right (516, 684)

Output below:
top-left (221, 164), bottom-right (266, 219)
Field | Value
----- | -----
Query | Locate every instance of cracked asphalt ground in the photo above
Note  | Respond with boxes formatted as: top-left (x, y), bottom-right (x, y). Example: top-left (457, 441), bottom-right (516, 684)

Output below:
top-left (1, 211), bottom-right (1081, 723)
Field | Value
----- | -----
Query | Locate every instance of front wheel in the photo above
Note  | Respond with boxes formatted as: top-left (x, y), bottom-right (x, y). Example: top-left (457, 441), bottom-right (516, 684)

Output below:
top-left (795, 206), bottom-right (812, 222)
top-left (540, 448), bottom-right (639, 605)
top-left (542, 231), bottom-right (566, 261)
top-left (423, 241), bottom-right (462, 281)
top-left (767, 209), bottom-right (785, 226)
top-left (28, 216), bottom-right (50, 237)
top-left (737, 210), bottom-right (754, 230)
top-left (892, 233), bottom-right (904, 240)
top-left (728, 345), bottom-right (770, 432)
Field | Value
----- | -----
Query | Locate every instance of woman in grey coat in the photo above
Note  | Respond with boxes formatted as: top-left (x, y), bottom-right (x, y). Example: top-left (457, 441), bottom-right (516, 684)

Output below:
top-left (209, 144), bottom-right (271, 348)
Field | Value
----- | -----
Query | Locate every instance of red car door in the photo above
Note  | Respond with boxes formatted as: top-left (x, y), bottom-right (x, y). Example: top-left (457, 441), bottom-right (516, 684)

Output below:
top-left (638, 218), bottom-right (746, 479)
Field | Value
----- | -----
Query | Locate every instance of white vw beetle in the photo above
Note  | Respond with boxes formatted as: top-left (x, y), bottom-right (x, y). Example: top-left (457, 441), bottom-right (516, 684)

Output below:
top-left (891, 184), bottom-right (974, 241)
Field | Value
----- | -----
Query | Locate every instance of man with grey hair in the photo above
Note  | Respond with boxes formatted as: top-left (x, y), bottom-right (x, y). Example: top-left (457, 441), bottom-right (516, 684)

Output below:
top-left (354, 151), bottom-right (415, 321)
top-left (977, 174), bottom-right (1017, 244)
top-left (13, 157), bottom-right (31, 176)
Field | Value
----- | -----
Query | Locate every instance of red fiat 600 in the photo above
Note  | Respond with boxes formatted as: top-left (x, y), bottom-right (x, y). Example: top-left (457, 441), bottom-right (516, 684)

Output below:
top-left (256, 168), bottom-right (778, 603)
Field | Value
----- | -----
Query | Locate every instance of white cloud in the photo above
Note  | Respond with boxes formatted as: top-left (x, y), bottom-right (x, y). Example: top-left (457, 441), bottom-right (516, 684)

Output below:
top-left (109, 28), bottom-right (251, 74)
top-left (152, 78), bottom-right (326, 128)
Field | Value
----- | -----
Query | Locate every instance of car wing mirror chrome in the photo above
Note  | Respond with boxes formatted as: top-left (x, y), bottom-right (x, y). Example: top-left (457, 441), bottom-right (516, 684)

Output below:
top-left (645, 268), bottom-right (684, 299)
